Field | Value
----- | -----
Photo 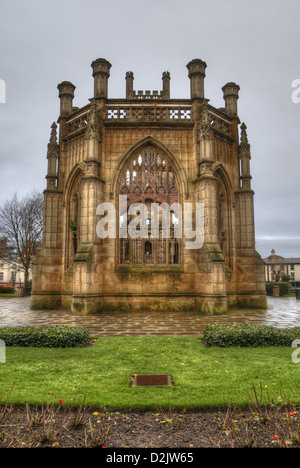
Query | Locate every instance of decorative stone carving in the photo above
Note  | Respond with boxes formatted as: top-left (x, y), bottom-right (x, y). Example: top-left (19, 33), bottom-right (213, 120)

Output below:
top-left (239, 122), bottom-right (252, 189)
top-left (85, 100), bottom-right (100, 142)
top-left (46, 122), bottom-right (59, 186)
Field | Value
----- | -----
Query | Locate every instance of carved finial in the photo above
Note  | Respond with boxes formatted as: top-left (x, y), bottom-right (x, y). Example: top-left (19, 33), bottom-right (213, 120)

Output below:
top-left (240, 122), bottom-right (250, 147)
top-left (50, 122), bottom-right (57, 141)
top-left (47, 122), bottom-right (58, 157)
top-left (239, 122), bottom-right (252, 188)
top-left (46, 122), bottom-right (59, 182)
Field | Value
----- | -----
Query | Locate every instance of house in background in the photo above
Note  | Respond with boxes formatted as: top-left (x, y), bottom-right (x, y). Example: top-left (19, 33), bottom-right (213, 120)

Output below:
top-left (264, 249), bottom-right (300, 288)
top-left (0, 237), bottom-right (31, 287)
top-left (0, 260), bottom-right (28, 286)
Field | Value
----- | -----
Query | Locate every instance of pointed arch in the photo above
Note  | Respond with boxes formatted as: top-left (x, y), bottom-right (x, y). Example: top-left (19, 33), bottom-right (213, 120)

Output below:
top-left (62, 163), bottom-right (85, 268)
top-left (212, 162), bottom-right (234, 206)
top-left (110, 136), bottom-right (189, 200)
top-left (213, 163), bottom-right (234, 268)
top-left (115, 137), bottom-right (183, 265)
top-left (62, 162), bottom-right (86, 208)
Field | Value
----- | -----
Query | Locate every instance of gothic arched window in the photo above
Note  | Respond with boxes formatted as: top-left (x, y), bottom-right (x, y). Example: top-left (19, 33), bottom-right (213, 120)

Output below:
top-left (216, 172), bottom-right (232, 269)
top-left (119, 145), bottom-right (180, 265)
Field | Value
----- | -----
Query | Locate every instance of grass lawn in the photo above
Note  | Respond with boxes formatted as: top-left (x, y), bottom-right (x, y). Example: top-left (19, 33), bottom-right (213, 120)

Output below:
top-left (0, 336), bottom-right (299, 409)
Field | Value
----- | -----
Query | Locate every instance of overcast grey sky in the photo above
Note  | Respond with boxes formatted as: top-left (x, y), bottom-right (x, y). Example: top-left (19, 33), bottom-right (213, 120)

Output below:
top-left (0, 0), bottom-right (299, 258)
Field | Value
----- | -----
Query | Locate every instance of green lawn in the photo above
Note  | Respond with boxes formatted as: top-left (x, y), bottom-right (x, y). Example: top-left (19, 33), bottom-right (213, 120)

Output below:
top-left (1, 336), bottom-right (299, 409)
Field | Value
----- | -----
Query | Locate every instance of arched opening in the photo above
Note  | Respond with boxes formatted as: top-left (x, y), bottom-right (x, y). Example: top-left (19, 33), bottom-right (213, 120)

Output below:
top-left (118, 144), bottom-right (180, 265)
top-left (214, 166), bottom-right (233, 269)
top-left (65, 170), bottom-right (83, 268)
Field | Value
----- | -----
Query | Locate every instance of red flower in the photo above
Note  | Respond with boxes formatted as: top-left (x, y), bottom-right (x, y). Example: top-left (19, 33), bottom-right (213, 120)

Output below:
top-left (273, 435), bottom-right (278, 440)
top-left (290, 412), bottom-right (294, 416)
top-left (58, 399), bottom-right (64, 404)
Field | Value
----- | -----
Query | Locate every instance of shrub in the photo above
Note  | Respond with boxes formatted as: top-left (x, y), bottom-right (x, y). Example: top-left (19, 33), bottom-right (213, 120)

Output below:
top-left (0, 326), bottom-right (91, 348)
top-left (277, 282), bottom-right (290, 296)
top-left (203, 323), bottom-right (300, 348)
top-left (266, 282), bottom-right (290, 296)
top-left (0, 286), bottom-right (15, 294)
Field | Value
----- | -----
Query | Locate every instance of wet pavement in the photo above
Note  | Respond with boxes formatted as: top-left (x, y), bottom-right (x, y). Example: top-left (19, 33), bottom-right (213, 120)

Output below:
top-left (0, 296), bottom-right (299, 337)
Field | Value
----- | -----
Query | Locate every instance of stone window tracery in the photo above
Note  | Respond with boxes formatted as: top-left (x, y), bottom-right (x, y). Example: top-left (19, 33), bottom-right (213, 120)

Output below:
top-left (119, 145), bottom-right (180, 265)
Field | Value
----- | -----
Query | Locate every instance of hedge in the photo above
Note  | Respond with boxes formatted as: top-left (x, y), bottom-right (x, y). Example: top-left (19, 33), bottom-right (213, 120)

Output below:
top-left (266, 282), bottom-right (290, 296)
top-left (0, 286), bottom-right (15, 294)
top-left (0, 325), bottom-right (91, 348)
top-left (203, 323), bottom-right (300, 348)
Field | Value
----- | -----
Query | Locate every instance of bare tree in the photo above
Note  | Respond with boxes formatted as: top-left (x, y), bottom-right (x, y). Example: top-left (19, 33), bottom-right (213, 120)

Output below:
top-left (0, 191), bottom-right (43, 287)
top-left (0, 237), bottom-right (7, 257)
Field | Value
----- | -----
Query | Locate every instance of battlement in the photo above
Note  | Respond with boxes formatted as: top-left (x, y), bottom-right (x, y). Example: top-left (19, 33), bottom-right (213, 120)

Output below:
top-left (131, 90), bottom-right (164, 100)
top-left (125, 70), bottom-right (170, 100)
top-left (57, 58), bottom-right (240, 120)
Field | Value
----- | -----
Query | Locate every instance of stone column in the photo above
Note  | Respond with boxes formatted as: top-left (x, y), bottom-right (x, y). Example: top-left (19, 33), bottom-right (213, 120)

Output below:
top-left (57, 81), bottom-right (76, 117)
top-left (125, 71), bottom-right (134, 99)
top-left (186, 59), bottom-right (207, 100)
top-left (195, 161), bottom-right (227, 313)
top-left (71, 100), bottom-right (104, 314)
top-left (162, 71), bottom-right (170, 99)
top-left (31, 107), bottom-right (65, 309)
top-left (222, 82), bottom-right (240, 117)
top-left (191, 102), bottom-right (227, 313)
top-left (233, 122), bottom-right (266, 308)
top-left (91, 58), bottom-right (112, 99)
top-left (235, 123), bottom-right (255, 249)
top-left (31, 182), bottom-right (63, 310)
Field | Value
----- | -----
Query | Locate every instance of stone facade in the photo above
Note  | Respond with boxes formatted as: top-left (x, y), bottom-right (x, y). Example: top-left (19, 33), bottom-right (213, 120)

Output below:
top-left (31, 58), bottom-right (267, 314)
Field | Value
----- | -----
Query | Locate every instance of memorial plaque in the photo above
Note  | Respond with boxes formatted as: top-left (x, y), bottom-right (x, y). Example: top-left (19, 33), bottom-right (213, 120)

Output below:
top-left (130, 374), bottom-right (174, 387)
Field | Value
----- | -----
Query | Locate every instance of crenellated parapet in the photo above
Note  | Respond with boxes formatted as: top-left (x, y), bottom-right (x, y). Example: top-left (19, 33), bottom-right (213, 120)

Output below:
top-left (125, 70), bottom-right (171, 100)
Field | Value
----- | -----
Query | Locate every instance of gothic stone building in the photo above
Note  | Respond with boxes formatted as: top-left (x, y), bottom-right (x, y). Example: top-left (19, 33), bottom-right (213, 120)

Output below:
top-left (31, 58), bottom-right (267, 314)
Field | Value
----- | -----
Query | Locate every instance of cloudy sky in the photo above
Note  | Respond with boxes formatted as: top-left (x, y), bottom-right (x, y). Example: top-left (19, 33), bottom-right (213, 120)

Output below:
top-left (1, 0), bottom-right (299, 258)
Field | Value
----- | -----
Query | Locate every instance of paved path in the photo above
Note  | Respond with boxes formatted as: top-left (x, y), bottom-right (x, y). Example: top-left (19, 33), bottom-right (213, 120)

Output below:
top-left (0, 296), bottom-right (299, 337)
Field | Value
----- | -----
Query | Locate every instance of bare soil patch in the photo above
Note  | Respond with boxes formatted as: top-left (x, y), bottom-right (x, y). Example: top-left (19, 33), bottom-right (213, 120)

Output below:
top-left (0, 404), bottom-right (299, 448)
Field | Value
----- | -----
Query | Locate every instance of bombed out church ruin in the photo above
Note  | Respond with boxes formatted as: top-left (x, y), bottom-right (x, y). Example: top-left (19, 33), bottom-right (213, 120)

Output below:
top-left (31, 58), bottom-right (267, 314)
